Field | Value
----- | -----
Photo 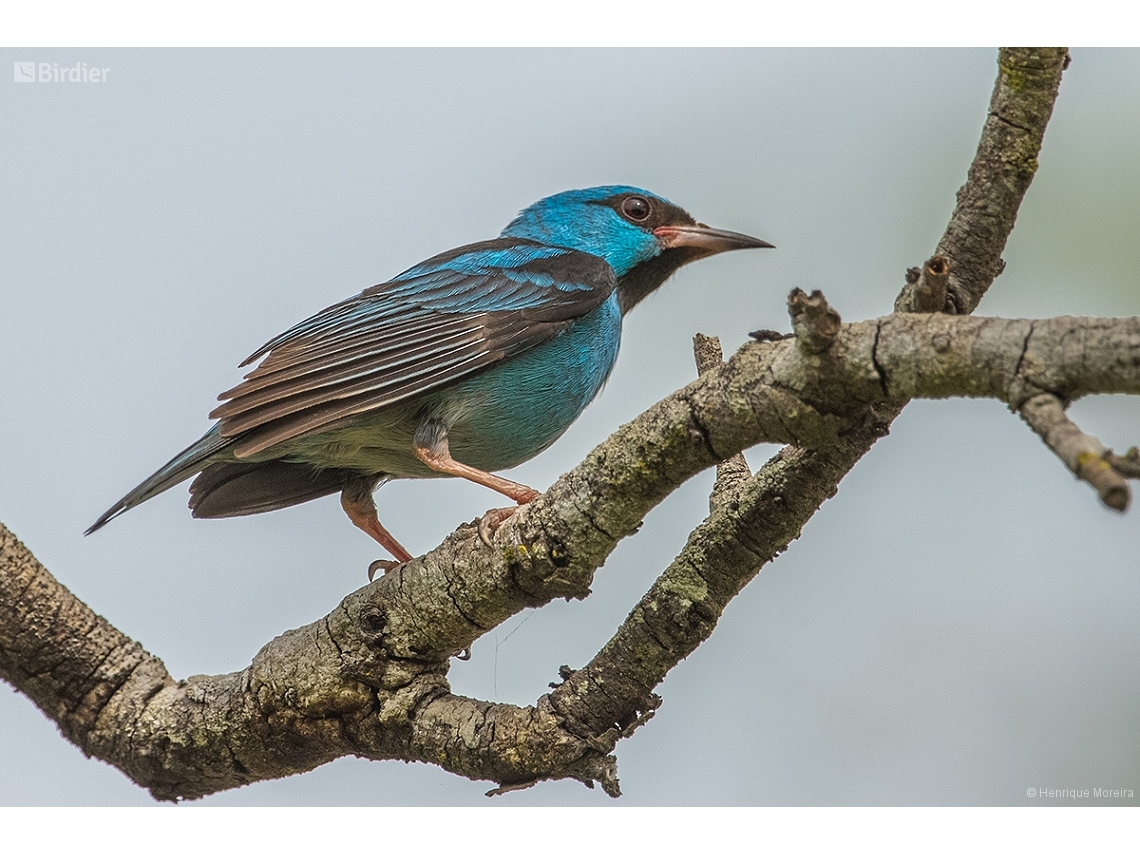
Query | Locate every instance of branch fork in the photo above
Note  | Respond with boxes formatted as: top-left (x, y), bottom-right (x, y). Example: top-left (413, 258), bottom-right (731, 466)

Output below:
top-left (4, 47), bottom-right (1120, 804)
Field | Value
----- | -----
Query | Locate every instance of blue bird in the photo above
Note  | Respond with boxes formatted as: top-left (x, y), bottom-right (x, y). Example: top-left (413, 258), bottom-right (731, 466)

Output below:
top-left (88, 186), bottom-right (771, 567)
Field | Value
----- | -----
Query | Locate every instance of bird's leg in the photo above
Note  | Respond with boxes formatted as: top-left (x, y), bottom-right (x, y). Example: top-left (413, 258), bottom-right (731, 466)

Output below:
top-left (340, 477), bottom-right (413, 571)
top-left (413, 421), bottom-right (540, 546)
top-left (413, 422), bottom-right (541, 503)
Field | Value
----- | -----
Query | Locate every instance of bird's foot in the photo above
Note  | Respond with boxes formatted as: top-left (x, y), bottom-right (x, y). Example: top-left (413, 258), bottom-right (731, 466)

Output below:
top-left (367, 559), bottom-right (401, 582)
top-left (477, 506), bottom-right (521, 548)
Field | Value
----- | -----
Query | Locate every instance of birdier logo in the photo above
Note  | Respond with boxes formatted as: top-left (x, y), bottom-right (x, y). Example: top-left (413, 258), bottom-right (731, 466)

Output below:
top-left (13, 61), bottom-right (110, 83)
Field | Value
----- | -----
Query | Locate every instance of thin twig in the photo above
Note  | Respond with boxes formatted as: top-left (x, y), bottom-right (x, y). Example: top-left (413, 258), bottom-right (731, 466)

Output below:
top-left (1020, 393), bottom-right (1133, 511)
top-left (693, 333), bottom-right (752, 511)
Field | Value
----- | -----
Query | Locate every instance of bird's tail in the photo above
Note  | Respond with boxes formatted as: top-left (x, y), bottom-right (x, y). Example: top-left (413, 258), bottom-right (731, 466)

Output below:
top-left (187, 459), bottom-right (358, 518)
top-left (86, 425), bottom-right (234, 535)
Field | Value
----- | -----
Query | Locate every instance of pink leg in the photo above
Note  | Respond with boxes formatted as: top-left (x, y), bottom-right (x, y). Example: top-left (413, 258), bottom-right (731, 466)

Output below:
top-left (340, 487), bottom-right (413, 565)
top-left (413, 424), bottom-right (541, 546)
top-left (413, 431), bottom-right (540, 504)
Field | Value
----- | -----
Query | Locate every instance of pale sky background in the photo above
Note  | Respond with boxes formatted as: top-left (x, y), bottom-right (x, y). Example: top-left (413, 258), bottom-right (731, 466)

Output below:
top-left (1, 48), bottom-right (1139, 806)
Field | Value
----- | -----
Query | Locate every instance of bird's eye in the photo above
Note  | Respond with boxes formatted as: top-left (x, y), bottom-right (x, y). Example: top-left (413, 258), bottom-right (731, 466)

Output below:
top-left (621, 196), bottom-right (651, 222)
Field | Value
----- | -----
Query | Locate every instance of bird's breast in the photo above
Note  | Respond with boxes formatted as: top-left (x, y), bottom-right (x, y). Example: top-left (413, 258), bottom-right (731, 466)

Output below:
top-left (442, 292), bottom-right (623, 471)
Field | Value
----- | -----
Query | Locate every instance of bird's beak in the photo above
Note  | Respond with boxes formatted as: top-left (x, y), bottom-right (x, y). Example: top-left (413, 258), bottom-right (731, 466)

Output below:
top-left (654, 224), bottom-right (774, 256)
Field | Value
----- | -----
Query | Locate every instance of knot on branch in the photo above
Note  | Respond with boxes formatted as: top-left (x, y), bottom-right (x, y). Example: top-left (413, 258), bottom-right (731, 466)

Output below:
top-left (692, 332), bottom-right (727, 375)
top-left (895, 255), bottom-right (954, 313)
top-left (788, 288), bottom-right (841, 353)
top-left (500, 525), bottom-right (590, 602)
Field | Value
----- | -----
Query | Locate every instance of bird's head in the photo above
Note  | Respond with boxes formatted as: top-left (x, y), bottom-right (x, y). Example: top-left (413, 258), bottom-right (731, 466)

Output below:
top-left (501, 186), bottom-right (772, 313)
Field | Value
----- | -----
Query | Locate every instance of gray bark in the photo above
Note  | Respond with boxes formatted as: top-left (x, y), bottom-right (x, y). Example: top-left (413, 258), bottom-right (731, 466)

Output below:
top-left (7, 48), bottom-right (1130, 802)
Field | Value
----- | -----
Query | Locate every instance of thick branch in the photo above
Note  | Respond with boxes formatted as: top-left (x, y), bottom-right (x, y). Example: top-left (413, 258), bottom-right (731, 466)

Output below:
top-left (513, 48), bottom-right (1071, 790)
top-left (548, 432), bottom-right (883, 753)
top-left (896, 48), bottom-right (1069, 314)
top-left (6, 307), bottom-right (1137, 797)
top-left (0, 48), bottom-right (1078, 800)
top-left (0, 524), bottom-right (190, 794)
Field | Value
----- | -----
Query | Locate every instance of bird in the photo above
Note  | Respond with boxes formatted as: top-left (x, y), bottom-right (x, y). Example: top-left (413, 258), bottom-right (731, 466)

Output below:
top-left (87, 186), bottom-right (772, 568)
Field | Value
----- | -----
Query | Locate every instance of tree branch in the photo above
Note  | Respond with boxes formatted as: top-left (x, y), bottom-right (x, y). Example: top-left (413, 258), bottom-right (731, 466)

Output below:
top-left (896, 48), bottom-right (1070, 314)
top-left (0, 48), bottom-right (1086, 800)
top-left (6, 304), bottom-right (1137, 797)
top-left (1019, 393), bottom-right (1137, 511)
top-left (533, 46), bottom-right (1074, 795)
top-left (692, 332), bottom-right (752, 512)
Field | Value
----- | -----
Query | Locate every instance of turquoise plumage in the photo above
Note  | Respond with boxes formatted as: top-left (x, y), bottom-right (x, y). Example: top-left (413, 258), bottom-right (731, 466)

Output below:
top-left (88, 186), bottom-right (771, 565)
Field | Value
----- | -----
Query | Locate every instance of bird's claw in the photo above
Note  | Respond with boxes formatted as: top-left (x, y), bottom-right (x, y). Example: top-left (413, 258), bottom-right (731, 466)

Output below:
top-left (477, 507), bottom-right (518, 548)
top-left (367, 559), bottom-right (400, 582)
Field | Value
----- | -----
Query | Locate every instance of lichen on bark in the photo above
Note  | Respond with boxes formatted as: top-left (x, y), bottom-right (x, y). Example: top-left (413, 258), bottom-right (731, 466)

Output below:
top-left (9, 48), bottom-right (1136, 803)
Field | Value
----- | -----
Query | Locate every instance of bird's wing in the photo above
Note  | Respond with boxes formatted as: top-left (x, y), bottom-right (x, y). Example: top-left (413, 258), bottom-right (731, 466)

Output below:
top-left (210, 238), bottom-right (616, 458)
